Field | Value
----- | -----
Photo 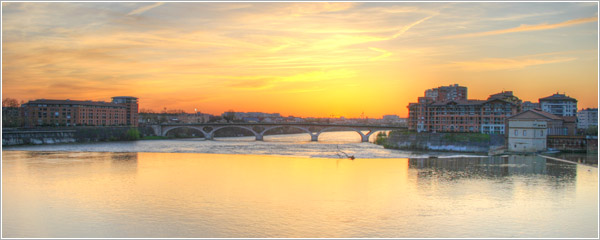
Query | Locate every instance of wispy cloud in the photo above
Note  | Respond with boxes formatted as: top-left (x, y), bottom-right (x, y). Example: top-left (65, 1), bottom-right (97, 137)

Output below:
top-left (368, 47), bottom-right (392, 61)
top-left (389, 14), bottom-right (437, 39)
top-left (127, 2), bottom-right (164, 16)
top-left (2, 2), bottom-right (597, 116)
top-left (446, 16), bottom-right (598, 39)
top-left (449, 55), bottom-right (577, 71)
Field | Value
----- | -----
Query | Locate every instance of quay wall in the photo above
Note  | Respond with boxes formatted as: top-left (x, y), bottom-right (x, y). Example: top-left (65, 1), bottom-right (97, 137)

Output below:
top-left (382, 131), bottom-right (506, 153)
top-left (2, 127), bottom-right (148, 146)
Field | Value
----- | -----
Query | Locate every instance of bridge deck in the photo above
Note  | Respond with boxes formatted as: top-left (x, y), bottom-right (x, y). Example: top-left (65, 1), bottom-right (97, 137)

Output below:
top-left (150, 123), bottom-right (406, 142)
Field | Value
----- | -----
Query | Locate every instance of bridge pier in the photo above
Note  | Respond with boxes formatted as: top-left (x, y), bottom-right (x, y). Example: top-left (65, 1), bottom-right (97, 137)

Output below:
top-left (204, 133), bottom-right (214, 140)
top-left (311, 134), bottom-right (319, 142)
top-left (255, 134), bottom-right (264, 141)
top-left (361, 130), bottom-right (375, 142)
top-left (151, 125), bottom-right (163, 137)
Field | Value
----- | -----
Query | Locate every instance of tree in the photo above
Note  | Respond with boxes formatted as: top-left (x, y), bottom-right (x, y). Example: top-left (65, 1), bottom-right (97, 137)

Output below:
top-left (2, 98), bottom-right (20, 107)
top-left (223, 110), bottom-right (236, 123)
top-left (585, 126), bottom-right (598, 136)
top-left (125, 128), bottom-right (140, 140)
top-left (139, 108), bottom-right (156, 114)
top-left (2, 98), bottom-right (23, 127)
top-left (208, 116), bottom-right (223, 123)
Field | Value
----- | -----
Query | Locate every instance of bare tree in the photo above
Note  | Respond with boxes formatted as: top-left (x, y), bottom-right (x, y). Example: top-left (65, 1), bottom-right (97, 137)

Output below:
top-left (223, 110), bottom-right (236, 123)
top-left (139, 108), bottom-right (156, 114)
top-left (2, 98), bottom-right (20, 108)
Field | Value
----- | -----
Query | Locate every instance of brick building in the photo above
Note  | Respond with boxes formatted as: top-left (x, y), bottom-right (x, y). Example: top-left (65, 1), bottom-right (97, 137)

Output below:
top-left (424, 84), bottom-right (467, 102)
top-left (408, 88), bottom-right (520, 134)
top-left (21, 96), bottom-right (138, 127)
top-left (111, 96), bottom-right (139, 126)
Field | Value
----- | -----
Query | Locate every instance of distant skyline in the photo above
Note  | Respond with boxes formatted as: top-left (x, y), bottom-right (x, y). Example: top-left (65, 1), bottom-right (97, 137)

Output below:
top-left (2, 2), bottom-right (598, 118)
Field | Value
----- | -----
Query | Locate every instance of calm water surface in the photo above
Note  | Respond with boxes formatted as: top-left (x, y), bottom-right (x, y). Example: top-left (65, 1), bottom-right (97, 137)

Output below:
top-left (2, 132), bottom-right (598, 238)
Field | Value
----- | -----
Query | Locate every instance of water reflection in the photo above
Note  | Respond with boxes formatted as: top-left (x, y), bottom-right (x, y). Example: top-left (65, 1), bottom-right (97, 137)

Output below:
top-left (7, 151), bottom-right (139, 176)
top-left (409, 156), bottom-right (577, 180)
top-left (552, 152), bottom-right (599, 165)
top-left (2, 151), bottom-right (597, 238)
top-left (3, 131), bottom-right (484, 159)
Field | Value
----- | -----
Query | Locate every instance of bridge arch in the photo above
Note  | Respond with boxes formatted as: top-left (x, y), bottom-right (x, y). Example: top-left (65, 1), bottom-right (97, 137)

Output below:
top-left (151, 124), bottom-right (404, 142)
top-left (162, 126), bottom-right (209, 139)
top-left (316, 126), bottom-right (378, 142)
top-left (258, 125), bottom-right (315, 141)
top-left (209, 125), bottom-right (260, 140)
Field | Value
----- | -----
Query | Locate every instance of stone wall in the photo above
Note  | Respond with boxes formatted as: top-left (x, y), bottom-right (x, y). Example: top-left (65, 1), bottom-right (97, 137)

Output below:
top-left (383, 131), bottom-right (505, 153)
top-left (2, 127), bottom-right (142, 146)
top-left (2, 130), bottom-right (76, 146)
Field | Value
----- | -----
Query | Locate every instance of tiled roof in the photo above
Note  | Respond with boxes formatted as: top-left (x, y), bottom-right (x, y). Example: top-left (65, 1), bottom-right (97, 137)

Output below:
top-left (430, 99), bottom-right (485, 106)
top-left (539, 93), bottom-right (577, 102)
top-left (562, 116), bottom-right (577, 123)
top-left (508, 109), bottom-right (563, 120)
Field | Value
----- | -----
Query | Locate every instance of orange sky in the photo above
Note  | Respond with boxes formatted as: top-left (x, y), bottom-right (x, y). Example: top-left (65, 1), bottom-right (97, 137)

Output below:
top-left (2, 2), bottom-right (598, 118)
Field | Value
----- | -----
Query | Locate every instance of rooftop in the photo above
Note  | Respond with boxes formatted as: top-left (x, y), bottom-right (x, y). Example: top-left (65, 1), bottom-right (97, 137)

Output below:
top-left (539, 93), bottom-right (577, 102)
top-left (508, 109), bottom-right (563, 120)
top-left (111, 96), bottom-right (138, 99)
top-left (25, 99), bottom-right (126, 108)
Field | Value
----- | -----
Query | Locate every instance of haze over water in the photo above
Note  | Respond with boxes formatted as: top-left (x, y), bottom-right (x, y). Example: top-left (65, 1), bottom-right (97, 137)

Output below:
top-left (2, 132), bottom-right (598, 238)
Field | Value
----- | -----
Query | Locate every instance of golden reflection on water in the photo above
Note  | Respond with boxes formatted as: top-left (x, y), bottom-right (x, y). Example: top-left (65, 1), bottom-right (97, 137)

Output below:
top-left (2, 151), bottom-right (597, 238)
top-left (132, 153), bottom-right (413, 237)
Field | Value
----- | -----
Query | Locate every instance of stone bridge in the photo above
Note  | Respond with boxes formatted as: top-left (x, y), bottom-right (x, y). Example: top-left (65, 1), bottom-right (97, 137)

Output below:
top-left (150, 123), bottom-right (407, 142)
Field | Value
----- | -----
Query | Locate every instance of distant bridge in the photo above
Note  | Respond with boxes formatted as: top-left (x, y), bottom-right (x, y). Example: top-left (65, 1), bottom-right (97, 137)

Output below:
top-left (150, 123), bottom-right (407, 142)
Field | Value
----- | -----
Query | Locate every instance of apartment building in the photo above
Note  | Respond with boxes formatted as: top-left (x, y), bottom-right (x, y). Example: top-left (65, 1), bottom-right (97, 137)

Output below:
top-left (408, 88), bottom-right (520, 134)
top-left (424, 84), bottom-right (468, 102)
top-left (577, 108), bottom-right (598, 129)
top-left (21, 97), bottom-right (138, 127)
top-left (539, 93), bottom-right (578, 117)
top-left (111, 96), bottom-right (139, 126)
top-left (522, 101), bottom-right (540, 112)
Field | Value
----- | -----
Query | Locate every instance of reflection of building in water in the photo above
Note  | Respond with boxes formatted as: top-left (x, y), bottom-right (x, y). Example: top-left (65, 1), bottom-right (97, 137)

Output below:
top-left (21, 151), bottom-right (138, 175)
top-left (110, 152), bottom-right (138, 174)
top-left (551, 153), bottom-right (598, 165)
top-left (409, 156), bottom-right (576, 180)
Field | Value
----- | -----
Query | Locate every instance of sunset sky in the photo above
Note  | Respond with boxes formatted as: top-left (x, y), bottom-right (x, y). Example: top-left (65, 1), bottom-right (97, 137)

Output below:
top-left (2, 2), bottom-right (598, 118)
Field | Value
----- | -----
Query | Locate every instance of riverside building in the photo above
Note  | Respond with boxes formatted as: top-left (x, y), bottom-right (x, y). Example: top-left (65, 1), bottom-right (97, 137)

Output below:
top-left (577, 108), bottom-right (598, 129)
top-left (21, 96), bottom-right (138, 127)
top-left (539, 93), bottom-right (578, 117)
top-left (408, 87), bottom-right (520, 134)
top-left (424, 84), bottom-right (467, 102)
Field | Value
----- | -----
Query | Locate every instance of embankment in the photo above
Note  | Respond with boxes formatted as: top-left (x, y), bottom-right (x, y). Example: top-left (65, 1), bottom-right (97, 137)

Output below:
top-left (378, 131), bottom-right (505, 153)
top-left (2, 127), bottom-right (149, 146)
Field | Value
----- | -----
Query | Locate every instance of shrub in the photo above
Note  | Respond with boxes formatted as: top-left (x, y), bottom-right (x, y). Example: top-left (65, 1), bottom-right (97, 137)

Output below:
top-left (374, 131), bottom-right (388, 145)
top-left (125, 128), bottom-right (140, 141)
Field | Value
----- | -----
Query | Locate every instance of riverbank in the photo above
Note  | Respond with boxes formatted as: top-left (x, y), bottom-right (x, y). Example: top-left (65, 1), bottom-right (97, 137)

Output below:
top-left (2, 132), bottom-right (486, 159)
top-left (2, 125), bottom-right (318, 146)
top-left (375, 131), bottom-right (505, 154)
top-left (2, 127), bottom-right (144, 146)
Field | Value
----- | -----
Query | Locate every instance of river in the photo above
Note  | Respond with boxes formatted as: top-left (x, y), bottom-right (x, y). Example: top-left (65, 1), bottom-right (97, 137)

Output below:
top-left (2, 131), bottom-right (598, 238)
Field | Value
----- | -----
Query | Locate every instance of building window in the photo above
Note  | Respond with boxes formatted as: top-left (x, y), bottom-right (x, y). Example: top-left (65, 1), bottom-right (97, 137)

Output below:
top-left (540, 130), bottom-right (543, 137)
top-left (514, 130), bottom-right (518, 136)
top-left (523, 130), bottom-right (527, 136)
